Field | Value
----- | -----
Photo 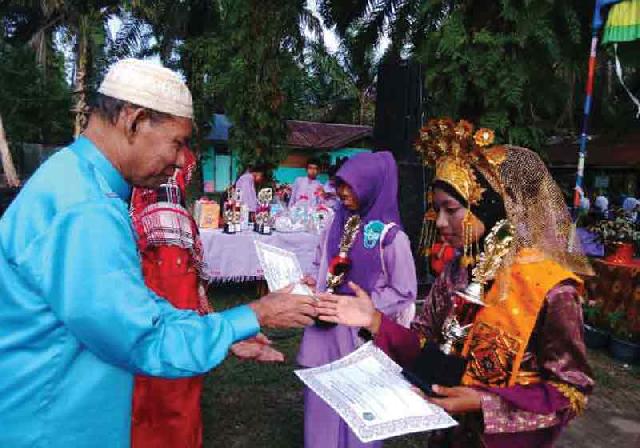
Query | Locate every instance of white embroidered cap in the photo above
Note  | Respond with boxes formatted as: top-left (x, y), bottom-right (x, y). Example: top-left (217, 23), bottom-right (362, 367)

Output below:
top-left (98, 58), bottom-right (193, 119)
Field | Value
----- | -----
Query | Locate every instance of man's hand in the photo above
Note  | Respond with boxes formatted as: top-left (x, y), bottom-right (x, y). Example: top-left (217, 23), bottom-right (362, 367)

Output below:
top-left (426, 385), bottom-right (482, 414)
top-left (315, 282), bottom-right (380, 332)
top-left (231, 333), bottom-right (285, 362)
top-left (249, 284), bottom-right (318, 328)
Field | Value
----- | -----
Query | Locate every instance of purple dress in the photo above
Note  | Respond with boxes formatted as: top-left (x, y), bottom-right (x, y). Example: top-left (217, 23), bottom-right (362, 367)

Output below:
top-left (235, 172), bottom-right (257, 212)
top-left (297, 152), bottom-right (418, 448)
top-left (373, 259), bottom-right (594, 448)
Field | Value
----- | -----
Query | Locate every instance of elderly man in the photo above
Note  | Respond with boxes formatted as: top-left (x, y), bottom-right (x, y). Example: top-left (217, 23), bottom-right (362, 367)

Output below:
top-left (0, 59), bottom-right (316, 447)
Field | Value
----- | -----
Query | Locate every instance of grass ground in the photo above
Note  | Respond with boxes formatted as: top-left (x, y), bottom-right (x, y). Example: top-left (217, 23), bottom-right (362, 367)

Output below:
top-left (202, 282), bottom-right (640, 448)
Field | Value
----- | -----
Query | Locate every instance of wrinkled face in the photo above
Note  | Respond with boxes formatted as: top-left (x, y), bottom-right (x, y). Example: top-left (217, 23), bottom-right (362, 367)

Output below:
top-left (125, 114), bottom-right (193, 188)
top-left (433, 187), bottom-right (485, 248)
top-left (337, 183), bottom-right (359, 211)
top-left (307, 163), bottom-right (319, 180)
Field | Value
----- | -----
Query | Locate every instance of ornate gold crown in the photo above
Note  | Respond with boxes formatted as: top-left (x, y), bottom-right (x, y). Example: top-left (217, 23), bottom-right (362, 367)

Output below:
top-left (415, 118), bottom-right (505, 206)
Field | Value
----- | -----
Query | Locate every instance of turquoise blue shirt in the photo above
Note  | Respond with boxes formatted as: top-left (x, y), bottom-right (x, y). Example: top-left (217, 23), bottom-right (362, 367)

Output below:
top-left (0, 136), bottom-right (259, 447)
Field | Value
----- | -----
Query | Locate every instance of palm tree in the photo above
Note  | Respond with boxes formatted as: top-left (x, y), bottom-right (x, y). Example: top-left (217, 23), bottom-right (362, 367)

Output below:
top-left (316, 0), bottom-right (412, 54)
top-left (2, 1), bottom-right (127, 136)
top-left (128, 0), bottom-right (224, 66)
top-left (305, 28), bottom-right (378, 125)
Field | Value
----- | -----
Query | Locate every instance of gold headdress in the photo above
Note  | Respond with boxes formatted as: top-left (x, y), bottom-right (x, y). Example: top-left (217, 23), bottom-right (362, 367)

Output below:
top-left (416, 118), bottom-right (506, 266)
top-left (415, 117), bottom-right (592, 299)
top-left (415, 118), bottom-right (506, 206)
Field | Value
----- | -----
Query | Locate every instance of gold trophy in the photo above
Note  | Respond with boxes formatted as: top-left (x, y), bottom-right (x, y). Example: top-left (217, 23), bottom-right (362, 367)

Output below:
top-left (223, 207), bottom-right (235, 234)
top-left (254, 188), bottom-right (273, 234)
top-left (318, 215), bottom-right (361, 328)
top-left (258, 187), bottom-right (273, 204)
top-left (326, 215), bottom-right (361, 293)
top-left (455, 219), bottom-right (515, 306)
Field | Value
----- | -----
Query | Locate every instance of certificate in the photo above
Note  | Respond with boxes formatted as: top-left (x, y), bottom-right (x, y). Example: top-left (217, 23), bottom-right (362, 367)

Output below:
top-left (295, 342), bottom-right (457, 442)
top-left (254, 241), bottom-right (312, 296)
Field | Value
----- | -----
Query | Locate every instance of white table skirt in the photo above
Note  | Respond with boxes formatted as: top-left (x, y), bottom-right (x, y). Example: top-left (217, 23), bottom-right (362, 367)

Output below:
top-left (199, 228), bottom-right (321, 282)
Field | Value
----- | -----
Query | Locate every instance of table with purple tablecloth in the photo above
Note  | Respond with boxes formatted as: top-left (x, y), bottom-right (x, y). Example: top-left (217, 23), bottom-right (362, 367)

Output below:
top-left (199, 229), bottom-right (321, 282)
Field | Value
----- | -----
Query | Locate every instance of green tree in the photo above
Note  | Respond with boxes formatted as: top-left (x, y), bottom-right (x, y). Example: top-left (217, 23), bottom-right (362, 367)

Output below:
top-left (302, 29), bottom-right (377, 125)
top-left (183, 0), bottom-right (320, 169)
top-left (411, 0), bottom-right (594, 147)
top-left (0, 38), bottom-right (72, 146)
top-left (316, 0), bottom-right (637, 148)
top-left (2, 1), bottom-right (125, 136)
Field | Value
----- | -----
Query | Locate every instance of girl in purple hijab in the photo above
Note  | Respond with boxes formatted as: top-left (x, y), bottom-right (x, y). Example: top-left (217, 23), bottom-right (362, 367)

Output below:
top-left (297, 151), bottom-right (417, 448)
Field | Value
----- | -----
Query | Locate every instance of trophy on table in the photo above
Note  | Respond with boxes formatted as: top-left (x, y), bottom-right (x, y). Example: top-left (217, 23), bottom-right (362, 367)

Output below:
top-left (223, 205), bottom-right (235, 234)
top-left (318, 215), bottom-right (361, 328)
top-left (223, 186), bottom-right (242, 234)
top-left (254, 188), bottom-right (273, 235)
top-left (233, 188), bottom-right (243, 233)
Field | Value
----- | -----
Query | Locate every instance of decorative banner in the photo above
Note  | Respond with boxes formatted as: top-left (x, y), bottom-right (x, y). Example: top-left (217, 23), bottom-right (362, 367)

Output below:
top-left (602, 1), bottom-right (640, 117)
top-left (603, 0), bottom-right (640, 43)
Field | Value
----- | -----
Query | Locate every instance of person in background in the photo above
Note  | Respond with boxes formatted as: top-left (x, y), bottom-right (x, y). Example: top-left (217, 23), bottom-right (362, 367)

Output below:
top-left (235, 165), bottom-right (266, 212)
top-left (594, 193), bottom-right (609, 219)
top-left (317, 119), bottom-right (593, 448)
top-left (578, 188), bottom-right (591, 214)
top-left (0, 58), bottom-right (317, 447)
top-left (623, 196), bottom-right (639, 223)
top-left (298, 151), bottom-right (417, 448)
top-left (290, 158), bottom-right (323, 206)
top-left (130, 149), bottom-right (284, 448)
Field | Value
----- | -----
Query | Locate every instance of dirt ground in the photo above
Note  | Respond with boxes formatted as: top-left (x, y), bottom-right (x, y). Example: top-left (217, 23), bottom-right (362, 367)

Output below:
top-left (557, 350), bottom-right (640, 448)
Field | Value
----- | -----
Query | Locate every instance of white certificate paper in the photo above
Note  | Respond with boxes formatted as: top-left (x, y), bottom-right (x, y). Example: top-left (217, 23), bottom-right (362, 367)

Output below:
top-left (295, 342), bottom-right (457, 442)
top-left (254, 241), bottom-right (312, 295)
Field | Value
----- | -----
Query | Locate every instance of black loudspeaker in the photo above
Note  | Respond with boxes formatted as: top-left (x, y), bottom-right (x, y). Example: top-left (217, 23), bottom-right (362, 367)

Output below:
top-left (374, 61), bottom-right (423, 163)
top-left (374, 61), bottom-right (428, 281)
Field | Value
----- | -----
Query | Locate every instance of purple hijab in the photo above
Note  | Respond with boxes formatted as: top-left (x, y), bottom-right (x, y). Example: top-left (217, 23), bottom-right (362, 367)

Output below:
top-left (326, 151), bottom-right (402, 294)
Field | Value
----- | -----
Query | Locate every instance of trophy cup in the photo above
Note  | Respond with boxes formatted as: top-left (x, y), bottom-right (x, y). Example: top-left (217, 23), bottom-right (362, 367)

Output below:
top-left (223, 188), bottom-right (235, 234)
top-left (233, 188), bottom-right (242, 233)
top-left (440, 315), bottom-right (473, 355)
top-left (254, 188), bottom-right (273, 235)
top-left (223, 187), bottom-right (240, 234)
top-left (317, 215), bottom-right (361, 328)
top-left (326, 215), bottom-right (361, 292)
top-left (455, 219), bottom-right (515, 306)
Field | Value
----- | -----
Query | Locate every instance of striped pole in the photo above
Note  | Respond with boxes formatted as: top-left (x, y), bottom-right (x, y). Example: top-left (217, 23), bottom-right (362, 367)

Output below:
top-left (572, 0), bottom-right (623, 219)
top-left (573, 34), bottom-right (600, 215)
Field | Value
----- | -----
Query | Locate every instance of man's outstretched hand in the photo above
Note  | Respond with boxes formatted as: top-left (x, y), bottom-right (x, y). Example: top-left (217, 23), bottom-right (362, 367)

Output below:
top-left (231, 333), bottom-right (285, 362)
top-left (249, 285), bottom-right (318, 328)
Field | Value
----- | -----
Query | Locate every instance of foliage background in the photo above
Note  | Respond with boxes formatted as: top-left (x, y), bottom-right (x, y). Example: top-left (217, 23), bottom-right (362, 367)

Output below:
top-left (0, 0), bottom-right (638, 172)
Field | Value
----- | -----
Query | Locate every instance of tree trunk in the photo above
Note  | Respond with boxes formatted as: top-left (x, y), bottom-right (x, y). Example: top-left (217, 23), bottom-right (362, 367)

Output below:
top-left (73, 18), bottom-right (90, 137)
top-left (0, 115), bottom-right (21, 187)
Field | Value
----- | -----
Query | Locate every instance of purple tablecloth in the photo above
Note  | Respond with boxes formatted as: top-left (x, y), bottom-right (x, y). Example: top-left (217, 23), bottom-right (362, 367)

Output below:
top-left (199, 229), bottom-right (321, 282)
